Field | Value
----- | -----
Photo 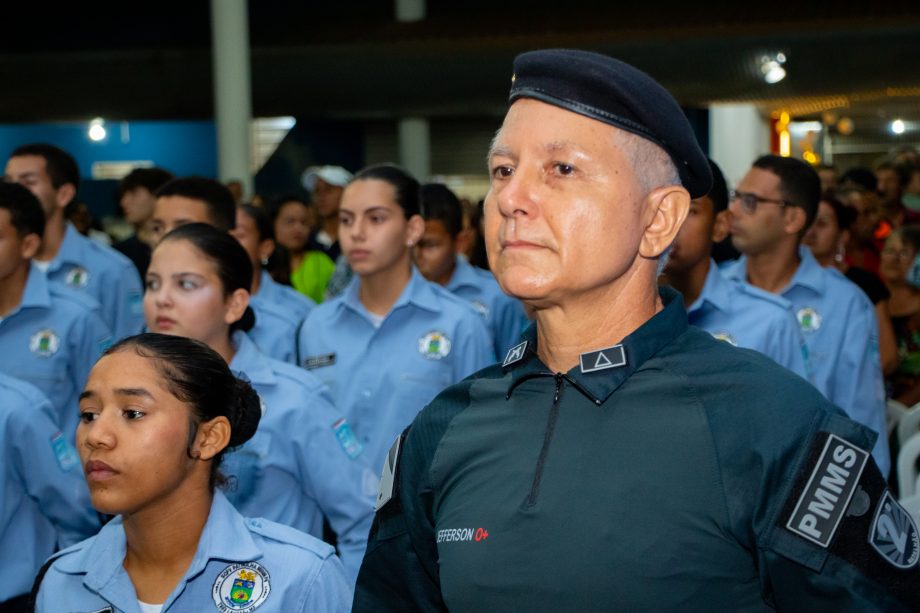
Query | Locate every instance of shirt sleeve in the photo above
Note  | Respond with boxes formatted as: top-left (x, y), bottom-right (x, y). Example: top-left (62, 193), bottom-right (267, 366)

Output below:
top-left (758, 414), bottom-right (919, 610)
top-left (106, 260), bottom-right (144, 340)
top-left (454, 312), bottom-right (496, 380)
top-left (832, 297), bottom-right (889, 477)
top-left (10, 392), bottom-right (99, 547)
top-left (301, 555), bottom-right (353, 613)
top-left (291, 384), bottom-right (376, 583)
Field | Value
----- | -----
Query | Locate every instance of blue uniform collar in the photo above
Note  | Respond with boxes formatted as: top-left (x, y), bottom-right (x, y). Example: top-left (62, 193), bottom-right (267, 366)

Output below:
top-left (46, 223), bottom-right (86, 273)
top-left (725, 246), bottom-right (825, 296)
top-left (17, 262), bottom-right (53, 312)
top-left (687, 259), bottom-right (730, 315)
top-left (62, 492), bottom-right (261, 609)
top-left (445, 255), bottom-right (480, 292)
top-left (339, 266), bottom-right (441, 321)
top-left (503, 286), bottom-right (688, 405)
top-left (230, 330), bottom-right (277, 386)
top-left (254, 270), bottom-right (280, 302)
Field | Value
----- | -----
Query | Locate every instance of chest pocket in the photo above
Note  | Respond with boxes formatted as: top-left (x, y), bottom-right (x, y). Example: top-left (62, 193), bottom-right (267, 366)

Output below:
top-left (222, 430), bottom-right (271, 507)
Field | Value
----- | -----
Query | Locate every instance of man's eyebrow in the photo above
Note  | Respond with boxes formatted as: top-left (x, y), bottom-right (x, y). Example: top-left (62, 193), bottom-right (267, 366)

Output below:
top-left (487, 143), bottom-right (514, 160)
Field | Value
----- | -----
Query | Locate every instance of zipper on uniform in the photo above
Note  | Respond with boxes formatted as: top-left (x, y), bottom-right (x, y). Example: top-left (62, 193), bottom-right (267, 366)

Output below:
top-left (523, 373), bottom-right (564, 508)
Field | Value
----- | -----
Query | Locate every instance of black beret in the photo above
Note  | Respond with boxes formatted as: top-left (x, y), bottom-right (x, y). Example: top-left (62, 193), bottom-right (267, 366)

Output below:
top-left (509, 49), bottom-right (713, 199)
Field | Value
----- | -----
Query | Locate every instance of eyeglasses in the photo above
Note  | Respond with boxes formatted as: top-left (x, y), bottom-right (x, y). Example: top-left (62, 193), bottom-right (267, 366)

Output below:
top-left (728, 189), bottom-right (795, 214)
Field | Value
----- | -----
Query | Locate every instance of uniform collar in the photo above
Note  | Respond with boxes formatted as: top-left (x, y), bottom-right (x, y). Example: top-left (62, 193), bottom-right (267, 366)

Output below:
top-left (504, 286), bottom-right (688, 405)
top-left (723, 247), bottom-right (824, 295)
top-left (18, 262), bottom-right (53, 310)
top-left (254, 270), bottom-right (280, 302)
top-left (687, 259), bottom-right (730, 315)
top-left (230, 330), bottom-right (277, 385)
top-left (78, 492), bottom-right (262, 607)
top-left (445, 255), bottom-right (480, 292)
top-left (47, 223), bottom-right (86, 272)
top-left (786, 245), bottom-right (826, 294)
top-left (339, 266), bottom-right (440, 320)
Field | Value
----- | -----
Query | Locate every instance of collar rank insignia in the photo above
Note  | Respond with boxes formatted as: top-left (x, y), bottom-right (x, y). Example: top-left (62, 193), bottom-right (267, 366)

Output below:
top-left (579, 344), bottom-right (626, 374)
top-left (503, 341), bottom-right (528, 368)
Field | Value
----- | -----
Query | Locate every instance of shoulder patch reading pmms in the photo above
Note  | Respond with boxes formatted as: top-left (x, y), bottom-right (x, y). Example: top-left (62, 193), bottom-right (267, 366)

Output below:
top-left (786, 434), bottom-right (869, 547)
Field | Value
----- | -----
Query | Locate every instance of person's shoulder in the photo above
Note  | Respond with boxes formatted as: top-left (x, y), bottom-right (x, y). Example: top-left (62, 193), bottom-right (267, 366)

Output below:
top-left (425, 280), bottom-right (487, 321)
top-left (266, 357), bottom-right (327, 394)
top-left (730, 277), bottom-right (794, 311)
top-left (664, 326), bottom-right (831, 424)
top-left (252, 298), bottom-right (301, 328)
top-left (75, 232), bottom-right (136, 273)
top-left (245, 516), bottom-right (337, 562)
top-left (43, 532), bottom-right (99, 574)
top-left (305, 293), bottom-right (344, 322)
top-left (822, 266), bottom-right (873, 307)
top-left (47, 279), bottom-right (105, 315)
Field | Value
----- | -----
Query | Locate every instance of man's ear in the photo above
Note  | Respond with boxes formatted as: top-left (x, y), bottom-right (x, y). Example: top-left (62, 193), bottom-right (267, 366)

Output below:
top-left (21, 232), bottom-right (41, 260)
top-left (711, 210), bottom-right (730, 243)
top-left (639, 186), bottom-right (691, 259)
top-left (55, 183), bottom-right (76, 211)
top-left (405, 214), bottom-right (425, 247)
top-left (784, 206), bottom-right (808, 236)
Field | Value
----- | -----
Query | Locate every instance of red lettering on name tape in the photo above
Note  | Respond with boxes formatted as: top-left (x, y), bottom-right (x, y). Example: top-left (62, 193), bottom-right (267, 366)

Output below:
top-left (475, 528), bottom-right (489, 542)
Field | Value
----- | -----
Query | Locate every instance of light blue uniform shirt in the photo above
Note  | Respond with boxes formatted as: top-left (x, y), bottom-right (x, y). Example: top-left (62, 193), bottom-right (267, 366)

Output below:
top-left (1, 374), bottom-right (99, 602)
top-left (248, 270), bottom-right (315, 364)
top-left (35, 491), bottom-right (351, 612)
top-left (723, 247), bottom-right (889, 476)
top-left (0, 263), bottom-right (112, 438)
top-left (298, 267), bottom-right (495, 470)
top-left (446, 255), bottom-right (529, 358)
top-left (685, 259), bottom-right (811, 381)
top-left (222, 331), bottom-right (375, 582)
top-left (42, 223), bottom-right (143, 340)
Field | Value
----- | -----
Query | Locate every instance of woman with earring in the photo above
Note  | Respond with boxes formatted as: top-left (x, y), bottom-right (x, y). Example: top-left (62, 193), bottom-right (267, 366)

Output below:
top-left (33, 333), bottom-right (351, 611)
top-left (804, 194), bottom-right (897, 375)
top-left (142, 223), bottom-right (376, 581)
top-left (268, 196), bottom-right (335, 303)
top-left (231, 204), bottom-right (314, 363)
top-left (297, 164), bottom-right (494, 471)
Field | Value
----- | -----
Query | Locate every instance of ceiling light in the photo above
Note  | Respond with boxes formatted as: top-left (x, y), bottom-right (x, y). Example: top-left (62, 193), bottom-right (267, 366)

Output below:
top-left (891, 119), bottom-right (906, 135)
top-left (88, 118), bottom-right (106, 142)
top-left (760, 54), bottom-right (787, 84)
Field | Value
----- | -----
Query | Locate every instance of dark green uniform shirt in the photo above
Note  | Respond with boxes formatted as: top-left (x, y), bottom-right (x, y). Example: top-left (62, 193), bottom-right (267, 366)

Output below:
top-left (355, 288), bottom-right (920, 611)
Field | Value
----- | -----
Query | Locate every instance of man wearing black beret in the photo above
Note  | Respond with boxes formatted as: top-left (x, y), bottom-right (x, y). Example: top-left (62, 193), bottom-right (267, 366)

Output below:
top-left (354, 49), bottom-right (918, 611)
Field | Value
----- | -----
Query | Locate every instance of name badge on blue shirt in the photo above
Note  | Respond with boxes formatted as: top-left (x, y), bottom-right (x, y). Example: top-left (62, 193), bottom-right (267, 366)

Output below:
top-left (332, 418), bottom-right (363, 460)
top-left (50, 432), bottom-right (80, 472)
top-left (304, 353), bottom-right (336, 369)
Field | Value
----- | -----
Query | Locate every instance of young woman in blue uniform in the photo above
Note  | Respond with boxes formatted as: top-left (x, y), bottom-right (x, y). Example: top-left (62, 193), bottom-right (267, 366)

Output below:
top-left (33, 333), bottom-right (351, 612)
top-left (297, 164), bottom-right (494, 472)
top-left (144, 223), bottom-right (375, 580)
top-left (231, 204), bottom-right (314, 364)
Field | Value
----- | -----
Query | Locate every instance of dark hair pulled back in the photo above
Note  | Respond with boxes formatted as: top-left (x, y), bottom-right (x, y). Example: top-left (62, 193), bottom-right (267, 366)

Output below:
top-left (157, 222), bottom-right (256, 332)
top-left (351, 164), bottom-right (420, 218)
top-left (103, 333), bottom-right (261, 490)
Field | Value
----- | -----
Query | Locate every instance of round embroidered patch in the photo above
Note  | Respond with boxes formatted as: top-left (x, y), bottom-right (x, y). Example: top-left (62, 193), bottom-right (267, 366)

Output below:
top-left (30, 329), bottom-right (60, 357)
top-left (711, 331), bottom-right (738, 346)
top-left (211, 562), bottom-right (271, 611)
top-left (796, 307), bottom-right (822, 333)
top-left (65, 266), bottom-right (91, 288)
top-left (869, 491), bottom-right (920, 569)
top-left (418, 330), bottom-right (451, 360)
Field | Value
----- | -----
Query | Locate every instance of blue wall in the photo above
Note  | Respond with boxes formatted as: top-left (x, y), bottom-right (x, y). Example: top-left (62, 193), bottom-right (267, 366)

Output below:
top-left (0, 120), bottom-right (217, 217)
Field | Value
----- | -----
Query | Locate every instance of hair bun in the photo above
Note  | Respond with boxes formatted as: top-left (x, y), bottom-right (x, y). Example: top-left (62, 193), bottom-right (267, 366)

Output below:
top-left (227, 377), bottom-right (262, 447)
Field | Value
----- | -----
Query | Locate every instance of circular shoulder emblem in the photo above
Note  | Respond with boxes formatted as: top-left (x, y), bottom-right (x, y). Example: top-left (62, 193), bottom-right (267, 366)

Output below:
top-left (796, 307), bottom-right (822, 334)
top-left (418, 330), bottom-right (451, 360)
top-left (869, 491), bottom-right (920, 569)
top-left (212, 562), bottom-right (271, 612)
top-left (30, 329), bottom-right (60, 357)
top-left (711, 331), bottom-right (738, 346)
top-left (65, 266), bottom-right (91, 288)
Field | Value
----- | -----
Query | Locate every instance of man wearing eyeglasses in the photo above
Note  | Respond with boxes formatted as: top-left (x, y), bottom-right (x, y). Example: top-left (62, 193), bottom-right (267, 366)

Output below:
top-left (660, 157), bottom-right (810, 381)
top-left (723, 155), bottom-right (889, 477)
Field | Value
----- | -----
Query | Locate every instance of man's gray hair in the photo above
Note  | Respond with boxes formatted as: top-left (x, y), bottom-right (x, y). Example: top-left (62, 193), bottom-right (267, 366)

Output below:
top-left (612, 129), bottom-right (681, 195)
